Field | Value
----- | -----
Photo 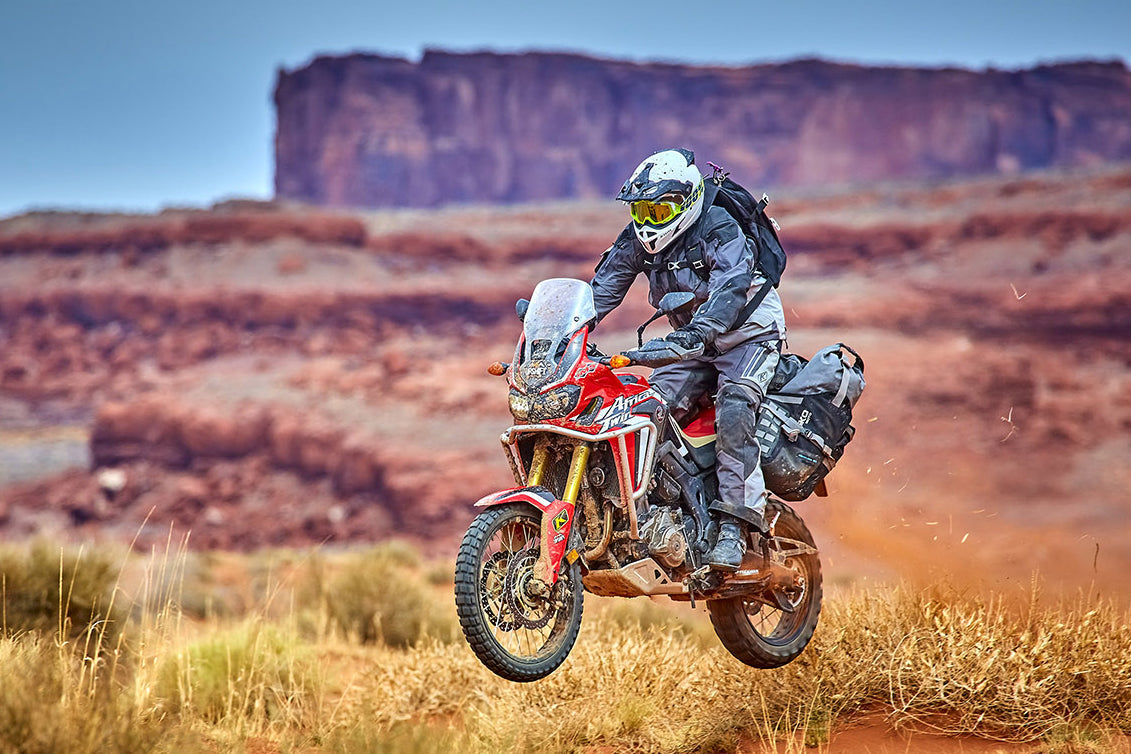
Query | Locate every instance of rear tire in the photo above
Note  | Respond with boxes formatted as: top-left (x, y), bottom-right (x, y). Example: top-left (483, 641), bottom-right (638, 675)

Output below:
top-left (454, 503), bottom-right (583, 682)
top-left (707, 501), bottom-right (822, 668)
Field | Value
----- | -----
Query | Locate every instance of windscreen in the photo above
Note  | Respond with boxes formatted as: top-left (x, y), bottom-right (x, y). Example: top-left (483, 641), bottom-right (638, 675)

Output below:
top-left (518, 279), bottom-right (595, 388)
top-left (523, 279), bottom-right (595, 357)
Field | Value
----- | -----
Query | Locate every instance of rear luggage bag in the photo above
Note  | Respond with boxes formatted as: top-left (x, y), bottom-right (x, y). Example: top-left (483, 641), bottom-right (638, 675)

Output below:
top-left (756, 344), bottom-right (865, 501)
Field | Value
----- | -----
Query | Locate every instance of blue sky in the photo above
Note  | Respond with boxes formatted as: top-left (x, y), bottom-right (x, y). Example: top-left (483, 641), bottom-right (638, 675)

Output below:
top-left (1, 0), bottom-right (1128, 216)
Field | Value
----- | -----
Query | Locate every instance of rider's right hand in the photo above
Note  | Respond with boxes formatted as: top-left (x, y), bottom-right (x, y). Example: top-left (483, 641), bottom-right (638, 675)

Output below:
top-left (664, 327), bottom-right (704, 351)
top-left (622, 336), bottom-right (705, 368)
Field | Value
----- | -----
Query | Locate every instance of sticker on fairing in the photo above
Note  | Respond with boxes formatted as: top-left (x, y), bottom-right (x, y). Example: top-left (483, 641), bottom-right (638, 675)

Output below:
top-left (588, 389), bottom-right (659, 432)
top-left (552, 509), bottom-right (569, 531)
top-left (574, 361), bottom-right (598, 379)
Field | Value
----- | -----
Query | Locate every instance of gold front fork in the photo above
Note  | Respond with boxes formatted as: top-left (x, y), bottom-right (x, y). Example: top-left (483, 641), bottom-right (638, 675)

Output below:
top-left (562, 443), bottom-right (591, 505)
top-left (534, 440), bottom-right (591, 586)
top-left (527, 438), bottom-right (590, 500)
top-left (526, 440), bottom-right (550, 487)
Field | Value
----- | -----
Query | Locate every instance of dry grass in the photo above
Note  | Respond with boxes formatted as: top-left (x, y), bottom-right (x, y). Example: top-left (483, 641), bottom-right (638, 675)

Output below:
top-left (0, 540), bottom-right (126, 642)
top-left (296, 541), bottom-right (460, 647)
top-left (0, 540), bottom-right (1127, 753)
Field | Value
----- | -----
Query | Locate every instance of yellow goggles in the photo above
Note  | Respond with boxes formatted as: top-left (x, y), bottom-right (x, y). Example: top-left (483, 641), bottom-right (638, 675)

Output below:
top-left (630, 198), bottom-right (683, 226)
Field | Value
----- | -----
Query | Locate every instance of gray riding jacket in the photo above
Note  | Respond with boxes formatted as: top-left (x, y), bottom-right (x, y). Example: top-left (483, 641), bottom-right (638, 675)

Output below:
top-left (591, 202), bottom-right (786, 354)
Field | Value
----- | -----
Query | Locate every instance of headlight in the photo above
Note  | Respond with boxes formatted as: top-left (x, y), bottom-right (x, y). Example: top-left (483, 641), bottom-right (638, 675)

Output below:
top-left (509, 386), bottom-right (581, 422)
top-left (508, 390), bottom-right (533, 421)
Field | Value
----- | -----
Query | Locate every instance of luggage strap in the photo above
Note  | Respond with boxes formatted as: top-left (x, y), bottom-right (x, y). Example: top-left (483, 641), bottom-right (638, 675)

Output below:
top-left (762, 401), bottom-right (835, 459)
top-left (687, 234), bottom-right (775, 329)
top-left (833, 358), bottom-right (852, 408)
top-left (832, 343), bottom-right (865, 407)
top-left (641, 248), bottom-right (773, 330)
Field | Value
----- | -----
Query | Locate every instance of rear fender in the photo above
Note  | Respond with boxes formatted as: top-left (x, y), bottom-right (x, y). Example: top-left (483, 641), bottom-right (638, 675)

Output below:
top-left (474, 486), bottom-right (575, 585)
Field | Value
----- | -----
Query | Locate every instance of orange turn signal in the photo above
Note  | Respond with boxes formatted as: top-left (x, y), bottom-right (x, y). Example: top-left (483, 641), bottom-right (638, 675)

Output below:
top-left (608, 355), bottom-right (631, 369)
top-left (487, 361), bottom-right (509, 376)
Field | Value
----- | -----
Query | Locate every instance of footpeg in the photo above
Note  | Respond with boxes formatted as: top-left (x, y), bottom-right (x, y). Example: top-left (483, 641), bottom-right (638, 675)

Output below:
top-left (684, 564), bottom-right (721, 597)
top-left (683, 566), bottom-right (711, 609)
top-left (689, 564), bottom-right (711, 581)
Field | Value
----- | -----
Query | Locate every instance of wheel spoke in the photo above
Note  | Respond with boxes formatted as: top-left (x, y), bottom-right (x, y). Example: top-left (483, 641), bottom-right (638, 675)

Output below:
top-left (705, 504), bottom-right (822, 670)
top-left (470, 509), bottom-right (575, 662)
top-left (741, 550), bottom-right (814, 641)
top-left (456, 502), bottom-right (584, 681)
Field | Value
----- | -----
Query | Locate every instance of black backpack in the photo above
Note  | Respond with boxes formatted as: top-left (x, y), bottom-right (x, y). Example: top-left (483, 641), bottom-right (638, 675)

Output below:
top-left (680, 164), bottom-right (788, 327)
top-left (707, 168), bottom-right (787, 288)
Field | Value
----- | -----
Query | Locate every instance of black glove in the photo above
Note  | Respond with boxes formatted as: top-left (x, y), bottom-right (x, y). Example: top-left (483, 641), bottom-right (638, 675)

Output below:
top-left (624, 334), bottom-right (705, 368)
top-left (665, 328), bottom-right (704, 350)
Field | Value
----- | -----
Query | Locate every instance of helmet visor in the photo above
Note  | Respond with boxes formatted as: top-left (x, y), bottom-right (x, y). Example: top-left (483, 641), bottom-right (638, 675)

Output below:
top-left (630, 198), bottom-right (683, 226)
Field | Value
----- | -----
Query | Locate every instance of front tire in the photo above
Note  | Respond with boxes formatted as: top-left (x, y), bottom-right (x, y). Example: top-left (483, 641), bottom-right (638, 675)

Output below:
top-left (454, 503), bottom-right (583, 682)
top-left (708, 501), bottom-right (823, 668)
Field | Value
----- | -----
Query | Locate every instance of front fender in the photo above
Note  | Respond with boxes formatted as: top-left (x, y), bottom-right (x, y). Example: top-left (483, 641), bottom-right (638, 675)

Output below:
top-left (474, 486), bottom-right (575, 585)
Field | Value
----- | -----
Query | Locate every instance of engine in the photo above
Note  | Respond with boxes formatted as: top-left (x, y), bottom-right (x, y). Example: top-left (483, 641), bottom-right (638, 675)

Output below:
top-left (640, 507), bottom-right (689, 569)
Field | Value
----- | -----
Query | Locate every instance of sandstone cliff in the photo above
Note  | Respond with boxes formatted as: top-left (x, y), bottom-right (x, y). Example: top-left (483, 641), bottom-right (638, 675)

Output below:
top-left (3, 168), bottom-right (1131, 590)
top-left (274, 51), bottom-right (1131, 208)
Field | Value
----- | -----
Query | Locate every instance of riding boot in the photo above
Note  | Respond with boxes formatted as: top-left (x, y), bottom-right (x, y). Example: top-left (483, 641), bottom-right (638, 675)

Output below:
top-left (707, 514), bottom-right (749, 572)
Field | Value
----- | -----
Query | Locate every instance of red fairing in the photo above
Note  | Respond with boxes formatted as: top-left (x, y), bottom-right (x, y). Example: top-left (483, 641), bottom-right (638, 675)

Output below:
top-left (553, 330), bottom-right (665, 493)
top-left (558, 331), bottom-right (660, 437)
top-left (475, 487), bottom-right (553, 509)
top-left (507, 326), bottom-right (666, 500)
top-left (490, 309), bottom-right (670, 584)
top-left (474, 486), bottom-right (575, 585)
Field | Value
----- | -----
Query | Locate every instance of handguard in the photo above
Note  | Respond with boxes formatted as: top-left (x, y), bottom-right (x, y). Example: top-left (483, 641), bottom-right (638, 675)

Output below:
top-left (622, 336), bottom-right (705, 368)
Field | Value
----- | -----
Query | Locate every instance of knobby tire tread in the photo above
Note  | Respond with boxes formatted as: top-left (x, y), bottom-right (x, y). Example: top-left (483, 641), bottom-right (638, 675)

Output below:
top-left (707, 502), bottom-right (823, 668)
top-left (454, 503), bottom-right (583, 682)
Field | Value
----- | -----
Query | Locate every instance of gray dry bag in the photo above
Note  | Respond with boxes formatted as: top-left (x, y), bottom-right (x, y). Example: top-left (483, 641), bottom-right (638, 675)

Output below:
top-left (756, 344), bottom-right (865, 501)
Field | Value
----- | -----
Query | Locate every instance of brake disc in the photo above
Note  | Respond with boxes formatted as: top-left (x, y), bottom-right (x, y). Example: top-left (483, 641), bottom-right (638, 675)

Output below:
top-left (480, 551), bottom-right (520, 631)
top-left (503, 549), bottom-right (555, 630)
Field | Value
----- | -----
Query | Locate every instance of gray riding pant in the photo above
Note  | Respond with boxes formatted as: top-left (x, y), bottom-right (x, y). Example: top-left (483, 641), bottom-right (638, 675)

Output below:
top-left (650, 339), bottom-right (780, 527)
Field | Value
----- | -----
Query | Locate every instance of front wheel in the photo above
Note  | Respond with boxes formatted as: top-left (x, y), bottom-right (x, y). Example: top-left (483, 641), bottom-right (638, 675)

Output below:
top-left (454, 503), bottom-right (583, 682)
top-left (708, 501), bottom-right (823, 668)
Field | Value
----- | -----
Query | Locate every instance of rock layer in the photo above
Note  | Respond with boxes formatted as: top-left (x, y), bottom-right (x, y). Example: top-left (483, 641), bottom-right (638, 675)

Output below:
top-left (274, 52), bottom-right (1131, 208)
top-left (4, 168), bottom-right (1131, 586)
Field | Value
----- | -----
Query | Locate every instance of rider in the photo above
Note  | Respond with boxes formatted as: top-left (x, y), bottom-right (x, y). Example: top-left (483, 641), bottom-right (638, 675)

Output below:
top-left (589, 148), bottom-right (786, 572)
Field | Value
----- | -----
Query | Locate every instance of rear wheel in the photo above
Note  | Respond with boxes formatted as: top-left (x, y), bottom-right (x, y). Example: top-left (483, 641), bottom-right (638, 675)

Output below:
top-left (454, 503), bottom-right (583, 682)
top-left (707, 502), bottom-right (822, 668)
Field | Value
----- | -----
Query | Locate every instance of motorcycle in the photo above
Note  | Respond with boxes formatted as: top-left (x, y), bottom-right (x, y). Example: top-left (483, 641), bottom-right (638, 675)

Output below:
top-left (454, 278), bottom-right (822, 682)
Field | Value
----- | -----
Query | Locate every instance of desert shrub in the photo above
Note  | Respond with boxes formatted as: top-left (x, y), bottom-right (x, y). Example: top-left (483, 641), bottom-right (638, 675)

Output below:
top-left (313, 542), bottom-right (456, 647)
top-left (2, 537), bottom-right (1125, 752)
top-left (879, 584), bottom-right (1131, 739)
top-left (0, 540), bottom-right (126, 643)
top-left (322, 721), bottom-right (469, 754)
top-left (153, 622), bottom-right (321, 729)
top-left (0, 634), bottom-right (165, 754)
top-left (425, 559), bottom-right (455, 587)
top-left (174, 548), bottom-right (311, 621)
top-left (593, 594), bottom-right (715, 647)
top-left (1036, 721), bottom-right (1118, 754)
top-left (449, 583), bottom-right (1131, 753)
top-left (684, 582), bottom-right (1131, 746)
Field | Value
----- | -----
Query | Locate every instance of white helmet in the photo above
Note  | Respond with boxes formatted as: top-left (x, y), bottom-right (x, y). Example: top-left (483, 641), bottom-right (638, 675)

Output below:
top-left (616, 148), bottom-right (705, 254)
